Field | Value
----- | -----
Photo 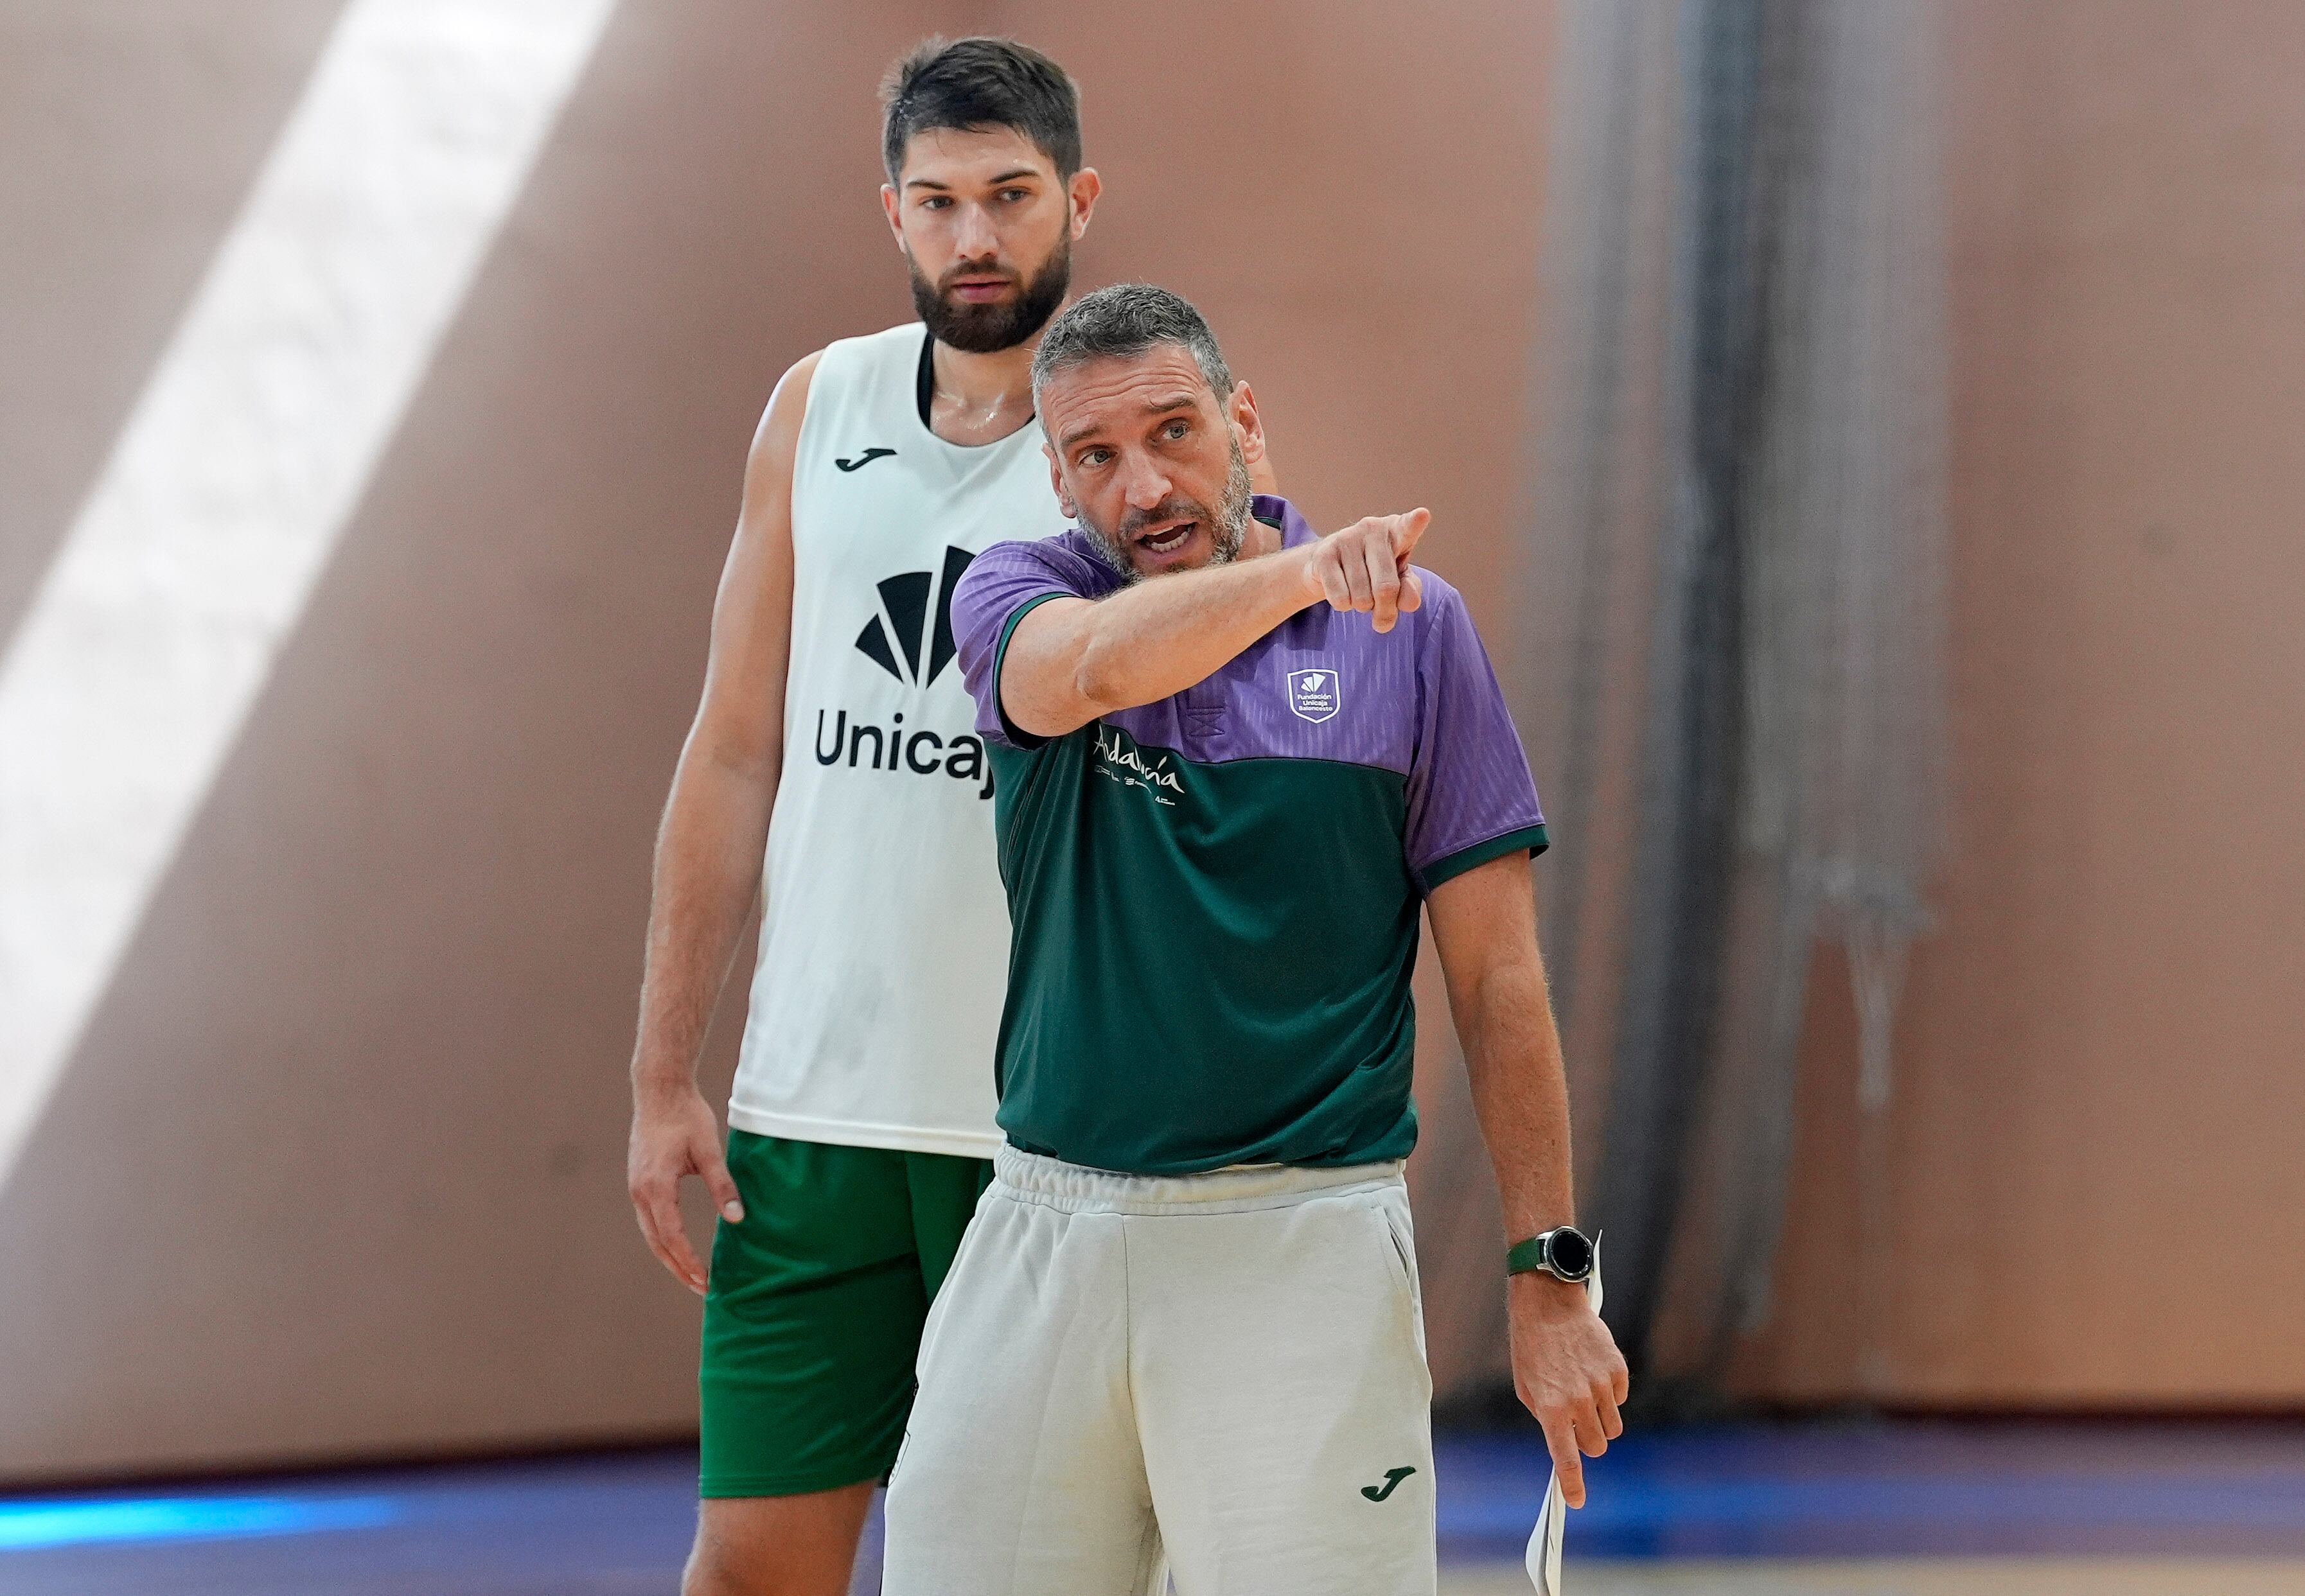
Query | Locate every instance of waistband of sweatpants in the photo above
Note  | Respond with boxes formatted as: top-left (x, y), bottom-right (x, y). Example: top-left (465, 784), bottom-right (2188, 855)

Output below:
top-left (992, 1143), bottom-right (1405, 1216)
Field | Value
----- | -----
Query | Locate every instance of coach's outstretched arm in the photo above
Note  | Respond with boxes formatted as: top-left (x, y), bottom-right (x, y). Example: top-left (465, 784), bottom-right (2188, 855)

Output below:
top-left (626, 352), bottom-right (817, 1295)
top-left (1427, 852), bottom-right (1630, 1509)
top-left (998, 509), bottom-right (1429, 739)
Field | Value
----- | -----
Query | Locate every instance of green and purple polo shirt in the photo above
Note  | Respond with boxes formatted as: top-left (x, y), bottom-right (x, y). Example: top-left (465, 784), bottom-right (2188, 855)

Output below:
top-left (950, 495), bottom-right (1547, 1175)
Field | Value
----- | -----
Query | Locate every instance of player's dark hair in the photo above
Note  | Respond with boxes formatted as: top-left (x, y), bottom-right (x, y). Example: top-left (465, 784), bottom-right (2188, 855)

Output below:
top-left (1032, 283), bottom-right (1236, 403)
top-left (881, 37), bottom-right (1082, 183)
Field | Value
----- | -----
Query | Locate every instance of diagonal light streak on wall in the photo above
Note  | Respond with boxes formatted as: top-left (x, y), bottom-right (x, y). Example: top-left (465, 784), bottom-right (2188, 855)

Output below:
top-left (0, 0), bottom-right (617, 1182)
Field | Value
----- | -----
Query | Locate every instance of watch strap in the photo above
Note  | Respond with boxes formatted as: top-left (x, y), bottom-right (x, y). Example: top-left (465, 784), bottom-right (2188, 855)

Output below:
top-left (1506, 1233), bottom-right (1553, 1277)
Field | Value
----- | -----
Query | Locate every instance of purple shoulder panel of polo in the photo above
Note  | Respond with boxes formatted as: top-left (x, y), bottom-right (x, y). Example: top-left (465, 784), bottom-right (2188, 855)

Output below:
top-left (1096, 496), bottom-right (1436, 778)
top-left (950, 497), bottom-right (1544, 830)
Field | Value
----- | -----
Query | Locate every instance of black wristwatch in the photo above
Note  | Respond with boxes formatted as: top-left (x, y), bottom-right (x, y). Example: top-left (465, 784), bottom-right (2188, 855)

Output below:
top-left (1506, 1225), bottom-right (1594, 1284)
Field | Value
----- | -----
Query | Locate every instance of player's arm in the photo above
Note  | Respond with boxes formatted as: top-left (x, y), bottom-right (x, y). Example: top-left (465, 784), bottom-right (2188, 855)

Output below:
top-left (999, 509), bottom-right (1429, 739)
top-left (626, 351), bottom-right (817, 1295)
top-left (1426, 853), bottom-right (1630, 1508)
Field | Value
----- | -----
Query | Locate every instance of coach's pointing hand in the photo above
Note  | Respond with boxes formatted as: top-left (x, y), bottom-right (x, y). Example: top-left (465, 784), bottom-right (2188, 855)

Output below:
top-left (1303, 508), bottom-right (1429, 633)
top-left (1510, 1274), bottom-right (1629, 1509)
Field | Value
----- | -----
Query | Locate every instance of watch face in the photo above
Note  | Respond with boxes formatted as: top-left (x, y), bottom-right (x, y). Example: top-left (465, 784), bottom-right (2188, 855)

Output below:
top-left (1548, 1228), bottom-right (1594, 1279)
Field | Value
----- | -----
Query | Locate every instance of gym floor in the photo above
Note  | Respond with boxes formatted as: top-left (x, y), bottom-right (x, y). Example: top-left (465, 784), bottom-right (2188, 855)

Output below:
top-left (4, 1421), bottom-right (2301, 1594)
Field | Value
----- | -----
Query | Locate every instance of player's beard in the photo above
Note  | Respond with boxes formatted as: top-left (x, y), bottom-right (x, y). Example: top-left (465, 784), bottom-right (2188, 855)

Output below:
top-left (909, 234), bottom-right (1072, 354)
top-left (1079, 434), bottom-right (1255, 583)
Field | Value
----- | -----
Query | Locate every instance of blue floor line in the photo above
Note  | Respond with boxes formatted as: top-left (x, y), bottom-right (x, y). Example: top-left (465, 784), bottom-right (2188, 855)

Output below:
top-left (0, 1494), bottom-right (401, 1551)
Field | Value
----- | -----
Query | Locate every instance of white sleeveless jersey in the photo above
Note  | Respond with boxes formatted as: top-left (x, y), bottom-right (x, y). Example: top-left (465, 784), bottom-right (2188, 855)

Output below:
top-left (729, 322), bottom-right (1066, 1157)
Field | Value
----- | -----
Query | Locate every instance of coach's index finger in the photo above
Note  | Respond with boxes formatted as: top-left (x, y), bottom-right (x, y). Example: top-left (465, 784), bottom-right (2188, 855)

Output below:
top-left (1389, 507), bottom-right (1431, 558)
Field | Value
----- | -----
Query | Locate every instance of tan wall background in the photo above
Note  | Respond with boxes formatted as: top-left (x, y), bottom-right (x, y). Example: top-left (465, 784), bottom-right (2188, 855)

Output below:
top-left (1736, 0), bottom-right (2305, 1407)
top-left (0, 0), bottom-right (2298, 1482)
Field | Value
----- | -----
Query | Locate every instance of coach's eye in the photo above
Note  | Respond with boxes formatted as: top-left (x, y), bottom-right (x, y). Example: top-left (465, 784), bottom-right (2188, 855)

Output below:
top-left (1161, 419), bottom-right (1190, 440)
top-left (1079, 448), bottom-right (1111, 468)
top-left (998, 188), bottom-right (1029, 203)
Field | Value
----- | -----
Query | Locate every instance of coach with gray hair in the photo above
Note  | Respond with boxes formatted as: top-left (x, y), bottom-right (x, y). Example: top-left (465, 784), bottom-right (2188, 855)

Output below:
top-left (881, 284), bottom-right (1625, 1595)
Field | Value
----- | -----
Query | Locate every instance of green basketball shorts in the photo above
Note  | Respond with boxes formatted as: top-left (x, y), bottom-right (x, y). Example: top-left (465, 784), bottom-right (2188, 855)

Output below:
top-left (698, 1130), bottom-right (992, 1498)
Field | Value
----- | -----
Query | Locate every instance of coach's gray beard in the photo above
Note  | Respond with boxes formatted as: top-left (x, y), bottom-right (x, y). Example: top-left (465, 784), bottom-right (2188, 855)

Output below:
top-left (1082, 439), bottom-right (1255, 583)
top-left (1208, 440), bottom-right (1255, 564)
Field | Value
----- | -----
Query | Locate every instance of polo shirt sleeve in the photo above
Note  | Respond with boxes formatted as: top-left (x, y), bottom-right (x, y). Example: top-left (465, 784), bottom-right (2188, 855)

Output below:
top-left (951, 538), bottom-right (1091, 751)
top-left (1402, 582), bottom-right (1550, 894)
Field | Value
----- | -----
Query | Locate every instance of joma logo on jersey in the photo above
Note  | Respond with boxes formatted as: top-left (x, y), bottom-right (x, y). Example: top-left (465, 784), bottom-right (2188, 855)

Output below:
top-left (856, 545), bottom-right (975, 688)
top-left (1287, 667), bottom-right (1342, 724)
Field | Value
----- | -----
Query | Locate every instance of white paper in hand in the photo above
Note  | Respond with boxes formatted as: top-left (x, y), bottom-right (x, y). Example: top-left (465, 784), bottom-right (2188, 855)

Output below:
top-left (1524, 1236), bottom-right (1603, 1595)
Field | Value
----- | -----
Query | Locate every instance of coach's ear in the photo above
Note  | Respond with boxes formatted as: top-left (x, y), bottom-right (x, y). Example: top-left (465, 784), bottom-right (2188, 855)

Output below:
top-left (1044, 443), bottom-right (1079, 520)
top-left (1229, 380), bottom-right (1271, 475)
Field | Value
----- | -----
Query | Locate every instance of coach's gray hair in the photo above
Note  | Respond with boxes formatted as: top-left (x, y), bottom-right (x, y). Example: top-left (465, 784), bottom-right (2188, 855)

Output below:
top-left (1030, 283), bottom-right (1235, 405)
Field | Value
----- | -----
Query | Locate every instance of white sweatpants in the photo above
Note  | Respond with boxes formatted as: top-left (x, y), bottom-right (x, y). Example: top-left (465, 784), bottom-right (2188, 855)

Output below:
top-left (882, 1145), bottom-right (1436, 1596)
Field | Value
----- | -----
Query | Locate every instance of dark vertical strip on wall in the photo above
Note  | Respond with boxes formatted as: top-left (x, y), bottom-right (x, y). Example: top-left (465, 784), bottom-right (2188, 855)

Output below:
top-left (1591, 0), bottom-right (1791, 1376)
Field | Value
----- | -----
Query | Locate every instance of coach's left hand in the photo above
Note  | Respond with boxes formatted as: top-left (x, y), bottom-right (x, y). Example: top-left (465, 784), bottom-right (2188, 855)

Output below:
top-left (1509, 1274), bottom-right (1629, 1509)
